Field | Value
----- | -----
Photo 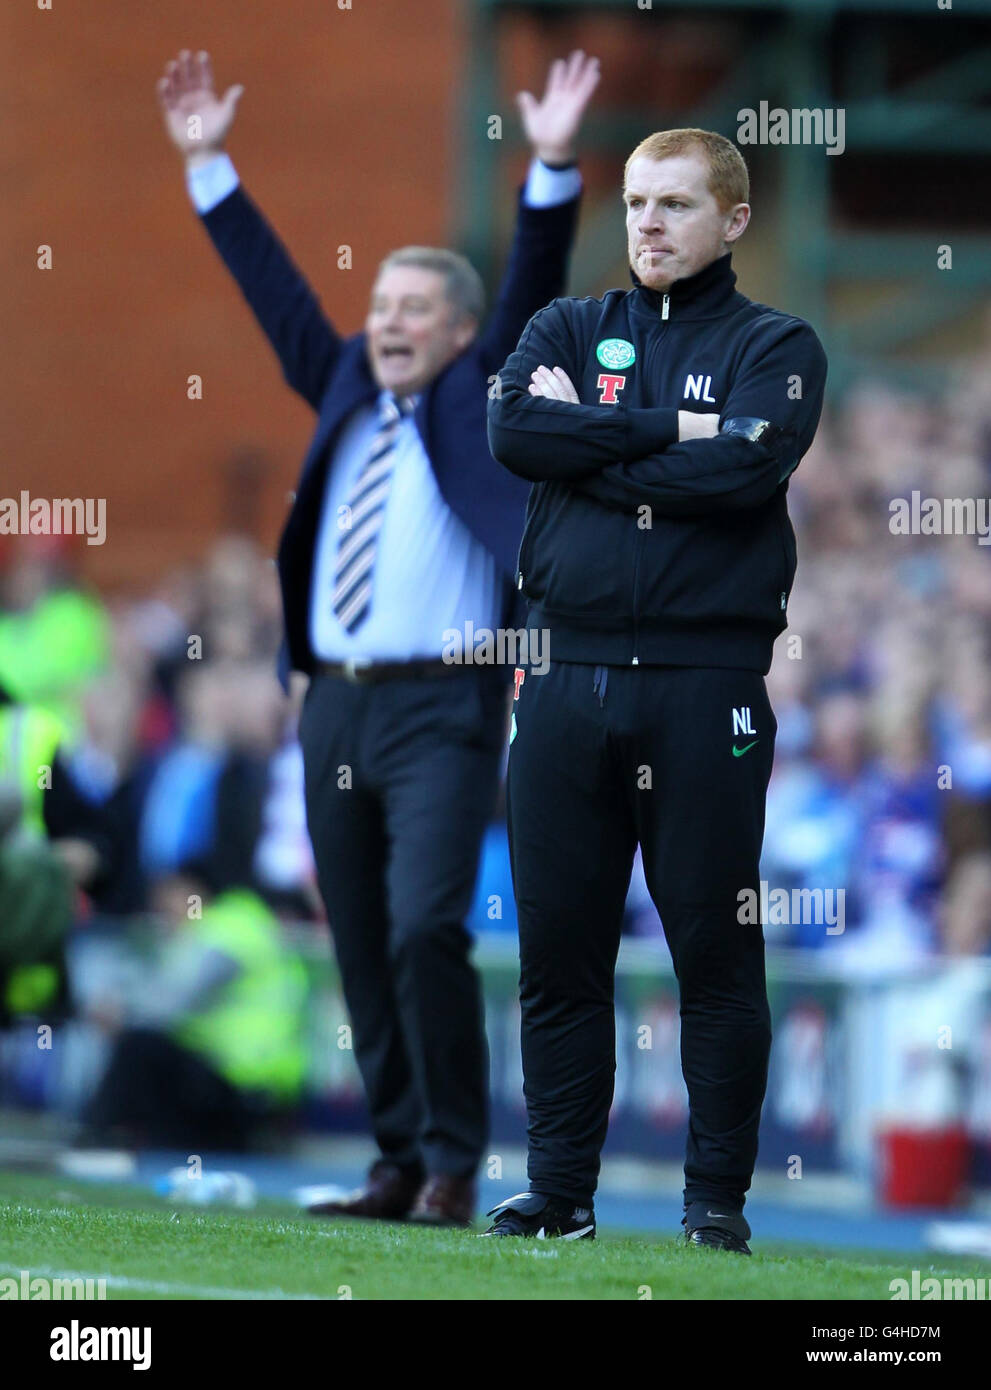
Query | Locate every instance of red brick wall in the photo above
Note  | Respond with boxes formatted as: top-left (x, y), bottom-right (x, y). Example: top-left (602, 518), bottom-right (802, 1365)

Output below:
top-left (4, 0), bottom-right (460, 589)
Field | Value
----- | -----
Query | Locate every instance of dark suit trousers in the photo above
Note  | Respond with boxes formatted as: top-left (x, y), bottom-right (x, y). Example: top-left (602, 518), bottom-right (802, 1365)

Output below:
top-left (298, 665), bottom-right (509, 1178)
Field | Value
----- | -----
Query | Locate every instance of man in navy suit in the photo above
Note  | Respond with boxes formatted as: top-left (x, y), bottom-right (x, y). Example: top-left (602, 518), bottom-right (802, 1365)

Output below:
top-left (157, 47), bottom-right (597, 1224)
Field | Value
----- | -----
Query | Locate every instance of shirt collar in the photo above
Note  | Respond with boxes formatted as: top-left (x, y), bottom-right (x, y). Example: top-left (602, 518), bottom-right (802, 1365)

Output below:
top-left (378, 389), bottom-right (420, 419)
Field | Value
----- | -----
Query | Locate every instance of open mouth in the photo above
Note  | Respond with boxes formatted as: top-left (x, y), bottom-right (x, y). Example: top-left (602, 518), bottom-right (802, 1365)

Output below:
top-left (379, 345), bottom-right (413, 363)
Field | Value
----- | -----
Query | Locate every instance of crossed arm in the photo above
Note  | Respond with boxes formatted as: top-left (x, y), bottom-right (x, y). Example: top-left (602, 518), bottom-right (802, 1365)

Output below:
top-left (486, 300), bottom-right (828, 517)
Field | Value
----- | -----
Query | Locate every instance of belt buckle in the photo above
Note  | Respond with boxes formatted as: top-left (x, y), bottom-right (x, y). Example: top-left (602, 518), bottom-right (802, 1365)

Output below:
top-left (343, 656), bottom-right (374, 684)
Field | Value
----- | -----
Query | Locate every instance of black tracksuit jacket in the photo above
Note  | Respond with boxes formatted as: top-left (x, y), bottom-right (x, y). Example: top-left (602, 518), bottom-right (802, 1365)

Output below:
top-left (486, 252), bottom-right (827, 674)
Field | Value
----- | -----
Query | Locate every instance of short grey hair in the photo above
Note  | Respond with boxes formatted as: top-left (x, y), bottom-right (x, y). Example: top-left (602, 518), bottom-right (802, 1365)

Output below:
top-left (376, 246), bottom-right (485, 325)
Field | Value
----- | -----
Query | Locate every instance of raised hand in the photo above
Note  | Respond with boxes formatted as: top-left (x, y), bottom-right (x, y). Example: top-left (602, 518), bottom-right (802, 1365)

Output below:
top-left (517, 50), bottom-right (600, 166)
top-left (156, 49), bottom-right (244, 165)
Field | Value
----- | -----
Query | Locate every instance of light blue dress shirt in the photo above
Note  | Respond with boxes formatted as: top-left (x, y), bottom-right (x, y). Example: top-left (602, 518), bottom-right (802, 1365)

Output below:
top-left (308, 392), bottom-right (502, 659)
top-left (187, 153), bottom-right (582, 661)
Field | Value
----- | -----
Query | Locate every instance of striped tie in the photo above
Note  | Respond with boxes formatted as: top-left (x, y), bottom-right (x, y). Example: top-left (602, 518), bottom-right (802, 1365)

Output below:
top-left (332, 393), bottom-right (415, 633)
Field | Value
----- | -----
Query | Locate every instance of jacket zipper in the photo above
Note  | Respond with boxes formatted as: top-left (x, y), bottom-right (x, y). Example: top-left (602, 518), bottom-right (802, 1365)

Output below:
top-left (631, 291), bottom-right (670, 664)
top-left (516, 486), bottom-right (543, 592)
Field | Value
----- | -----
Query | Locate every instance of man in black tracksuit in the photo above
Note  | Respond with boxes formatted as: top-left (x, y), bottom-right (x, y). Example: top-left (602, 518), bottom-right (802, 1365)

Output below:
top-left (483, 129), bottom-right (827, 1251)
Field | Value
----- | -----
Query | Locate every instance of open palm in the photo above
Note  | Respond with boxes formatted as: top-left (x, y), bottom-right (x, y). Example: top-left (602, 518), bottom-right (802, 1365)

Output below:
top-left (517, 50), bottom-right (600, 165)
top-left (156, 49), bottom-right (244, 158)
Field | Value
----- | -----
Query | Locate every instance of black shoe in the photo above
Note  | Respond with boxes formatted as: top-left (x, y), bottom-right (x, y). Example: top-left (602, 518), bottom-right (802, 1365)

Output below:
top-left (482, 1191), bottom-right (596, 1240)
top-left (682, 1200), bottom-right (752, 1256)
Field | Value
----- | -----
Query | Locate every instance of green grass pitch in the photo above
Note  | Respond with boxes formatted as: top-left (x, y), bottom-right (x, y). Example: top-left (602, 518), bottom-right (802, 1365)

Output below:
top-left (0, 1172), bottom-right (983, 1301)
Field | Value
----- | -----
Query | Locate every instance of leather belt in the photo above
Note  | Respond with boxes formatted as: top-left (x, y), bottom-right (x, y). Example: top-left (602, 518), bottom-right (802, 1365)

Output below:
top-left (313, 657), bottom-right (468, 685)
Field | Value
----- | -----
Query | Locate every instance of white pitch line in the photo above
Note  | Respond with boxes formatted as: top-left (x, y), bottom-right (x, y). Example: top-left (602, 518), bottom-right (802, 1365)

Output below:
top-left (0, 1264), bottom-right (326, 1301)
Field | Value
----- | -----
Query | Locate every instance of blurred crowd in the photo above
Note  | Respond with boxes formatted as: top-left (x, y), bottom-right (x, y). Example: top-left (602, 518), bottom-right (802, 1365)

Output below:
top-left (0, 534), bottom-right (315, 1139)
top-left (2, 363), bottom-right (990, 989)
top-left (0, 533), bottom-right (316, 930)
top-left (757, 345), bottom-right (991, 964)
top-left (634, 347), bottom-right (991, 960)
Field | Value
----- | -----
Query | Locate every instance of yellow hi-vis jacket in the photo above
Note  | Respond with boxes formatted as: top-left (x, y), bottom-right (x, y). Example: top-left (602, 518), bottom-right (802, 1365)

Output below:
top-left (0, 702), bottom-right (66, 837)
top-left (172, 890), bottom-right (308, 1104)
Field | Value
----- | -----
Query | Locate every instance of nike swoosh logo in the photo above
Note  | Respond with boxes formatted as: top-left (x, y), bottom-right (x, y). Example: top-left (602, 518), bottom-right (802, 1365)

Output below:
top-left (706, 1211), bottom-right (731, 1219)
top-left (536, 1225), bottom-right (594, 1240)
top-left (732, 741), bottom-right (758, 757)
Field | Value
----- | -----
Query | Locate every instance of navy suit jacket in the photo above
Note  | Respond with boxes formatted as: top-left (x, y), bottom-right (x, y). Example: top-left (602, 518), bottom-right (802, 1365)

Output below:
top-left (197, 183), bottom-right (581, 681)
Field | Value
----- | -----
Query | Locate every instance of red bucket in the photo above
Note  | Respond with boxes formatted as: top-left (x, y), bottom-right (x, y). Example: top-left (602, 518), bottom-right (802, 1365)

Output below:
top-left (877, 1125), bottom-right (972, 1208)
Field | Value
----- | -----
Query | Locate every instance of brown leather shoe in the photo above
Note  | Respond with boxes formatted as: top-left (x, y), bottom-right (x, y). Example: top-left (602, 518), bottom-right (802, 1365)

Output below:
top-left (307, 1160), bottom-right (423, 1221)
top-left (407, 1174), bottom-right (477, 1228)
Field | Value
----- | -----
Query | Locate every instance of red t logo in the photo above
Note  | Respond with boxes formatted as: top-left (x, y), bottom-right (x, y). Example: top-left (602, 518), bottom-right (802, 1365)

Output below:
top-left (597, 373), bottom-right (626, 404)
top-left (513, 668), bottom-right (526, 700)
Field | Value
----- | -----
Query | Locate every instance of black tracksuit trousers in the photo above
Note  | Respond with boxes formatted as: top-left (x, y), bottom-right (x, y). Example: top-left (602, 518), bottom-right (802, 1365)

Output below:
top-left (506, 660), bottom-right (776, 1213)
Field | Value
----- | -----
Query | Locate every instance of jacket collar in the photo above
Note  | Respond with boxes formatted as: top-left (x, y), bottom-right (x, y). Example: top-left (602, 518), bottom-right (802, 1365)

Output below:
top-left (630, 251), bottom-right (739, 320)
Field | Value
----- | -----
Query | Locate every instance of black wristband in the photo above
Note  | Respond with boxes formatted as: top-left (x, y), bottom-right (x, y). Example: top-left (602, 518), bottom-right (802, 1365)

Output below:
top-left (720, 417), bottom-right (784, 450)
top-left (538, 157), bottom-right (578, 171)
